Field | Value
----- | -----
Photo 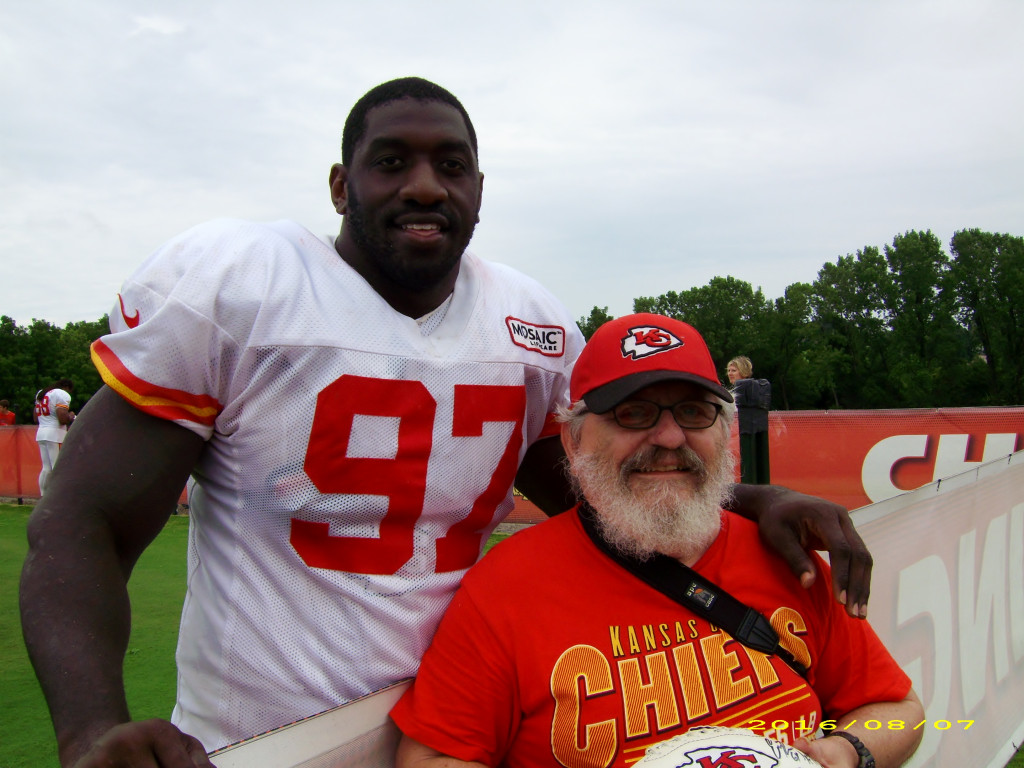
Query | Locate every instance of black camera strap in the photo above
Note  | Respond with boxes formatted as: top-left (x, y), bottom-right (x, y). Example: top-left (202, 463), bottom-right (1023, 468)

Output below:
top-left (577, 504), bottom-right (808, 679)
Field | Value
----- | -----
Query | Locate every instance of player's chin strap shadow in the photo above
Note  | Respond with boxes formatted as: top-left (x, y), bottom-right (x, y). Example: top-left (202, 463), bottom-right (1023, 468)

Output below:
top-left (577, 503), bottom-right (809, 680)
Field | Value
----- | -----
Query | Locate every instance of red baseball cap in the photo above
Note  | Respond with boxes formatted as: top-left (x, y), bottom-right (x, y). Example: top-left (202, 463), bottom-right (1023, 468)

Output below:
top-left (570, 313), bottom-right (733, 413)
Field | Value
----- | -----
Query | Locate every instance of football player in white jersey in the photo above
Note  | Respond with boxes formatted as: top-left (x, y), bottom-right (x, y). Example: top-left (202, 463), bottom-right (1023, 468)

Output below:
top-left (21, 78), bottom-right (872, 768)
top-left (34, 378), bottom-right (75, 494)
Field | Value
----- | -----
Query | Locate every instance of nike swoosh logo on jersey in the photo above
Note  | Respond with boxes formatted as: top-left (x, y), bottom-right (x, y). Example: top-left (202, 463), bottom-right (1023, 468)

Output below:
top-left (118, 293), bottom-right (140, 329)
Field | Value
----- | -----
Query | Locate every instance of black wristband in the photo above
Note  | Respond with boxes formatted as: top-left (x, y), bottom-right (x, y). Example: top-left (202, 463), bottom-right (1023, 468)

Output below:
top-left (828, 730), bottom-right (875, 768)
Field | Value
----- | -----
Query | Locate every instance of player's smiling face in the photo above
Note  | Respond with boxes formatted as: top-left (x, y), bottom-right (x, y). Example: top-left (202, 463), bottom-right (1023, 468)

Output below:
top-left (330, 98), bottom-right (484, 317)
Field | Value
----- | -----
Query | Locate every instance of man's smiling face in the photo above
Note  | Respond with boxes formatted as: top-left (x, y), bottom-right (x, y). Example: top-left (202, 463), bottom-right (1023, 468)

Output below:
top-left (563, 380), bottom-right (734, 563)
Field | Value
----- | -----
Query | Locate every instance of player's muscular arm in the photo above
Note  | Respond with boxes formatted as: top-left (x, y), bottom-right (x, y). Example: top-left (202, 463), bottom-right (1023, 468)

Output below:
top-left (20, 386), bottom-right (209, 768)
top-left (514, 435), bottom-right (575, 516)
top-left (727, 483), bottom-right (873, 619)
top-left (396, 734), bottom-right (490, 768)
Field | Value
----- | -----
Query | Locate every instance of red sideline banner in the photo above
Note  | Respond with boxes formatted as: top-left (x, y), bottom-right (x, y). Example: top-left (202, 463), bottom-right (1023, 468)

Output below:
top-left (0, 425), bottom-right (188, 505)
top-left (853, 450), bottom-right (1024, 768)
top-left (6, 408), bottom-right (1024, 515)
top-left (764, 407), bottom-right (1024, 510)
top-left (0, 426), bottom-right (40, 500)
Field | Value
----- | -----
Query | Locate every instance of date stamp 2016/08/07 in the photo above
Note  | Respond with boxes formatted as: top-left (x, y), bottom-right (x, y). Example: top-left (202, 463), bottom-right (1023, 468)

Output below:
top-left (745, 719), bottom-right (975, 735)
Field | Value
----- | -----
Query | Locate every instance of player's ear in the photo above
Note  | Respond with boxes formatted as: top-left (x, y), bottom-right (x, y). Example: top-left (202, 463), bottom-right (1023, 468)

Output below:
top-left (474, 172), bottom-right (484, 223)
top-left (329, 164), bottom-right (349, 215)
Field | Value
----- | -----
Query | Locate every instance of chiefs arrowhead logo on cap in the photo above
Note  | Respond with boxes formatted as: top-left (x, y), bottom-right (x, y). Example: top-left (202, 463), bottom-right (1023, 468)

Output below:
top-left (621, 325), bottom-right (684, 360)
top-left (570, 313), bottom-right (733, 413)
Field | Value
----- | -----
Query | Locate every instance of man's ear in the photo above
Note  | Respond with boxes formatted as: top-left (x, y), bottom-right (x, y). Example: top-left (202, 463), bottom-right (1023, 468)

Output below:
top-left (560, 422), bottom-right (578, 464)
top-left (329, 164), bottom-right (348, 215)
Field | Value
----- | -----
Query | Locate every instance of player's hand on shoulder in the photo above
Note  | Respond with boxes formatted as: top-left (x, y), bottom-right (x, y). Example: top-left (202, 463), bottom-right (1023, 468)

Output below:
top-left (71, 719), bottom-right (214, 768)
top-left (755, 486), bottom-right (872, 620)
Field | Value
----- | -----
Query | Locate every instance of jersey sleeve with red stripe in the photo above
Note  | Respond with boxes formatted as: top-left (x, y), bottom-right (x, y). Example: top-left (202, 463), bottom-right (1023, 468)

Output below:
top-left (92, 220), bottom-right (276, 438)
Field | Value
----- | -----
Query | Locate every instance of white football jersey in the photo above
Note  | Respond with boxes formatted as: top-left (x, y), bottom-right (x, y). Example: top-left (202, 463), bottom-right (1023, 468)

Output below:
top-left (92, 219), bottom-right (584, 750)
top-left (35, 388), bottom-right (71, 443)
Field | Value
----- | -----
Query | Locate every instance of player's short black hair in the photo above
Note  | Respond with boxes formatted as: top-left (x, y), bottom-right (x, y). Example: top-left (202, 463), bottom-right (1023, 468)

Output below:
top-left (341, 77), bottom-right (478, 166)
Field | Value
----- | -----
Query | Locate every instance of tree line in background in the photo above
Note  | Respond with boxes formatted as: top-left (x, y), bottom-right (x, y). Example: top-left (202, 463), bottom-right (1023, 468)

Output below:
top-left (2, 228), bottom-right (1021, 421)
top-left (0, 315), bottom-right (107, 423)
top-left (579, 228), bottom-right (1024, 411)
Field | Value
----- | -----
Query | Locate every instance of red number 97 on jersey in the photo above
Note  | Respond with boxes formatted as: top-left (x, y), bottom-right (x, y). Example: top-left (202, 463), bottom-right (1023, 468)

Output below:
top-left (291, 375), bottom-right (525, 575)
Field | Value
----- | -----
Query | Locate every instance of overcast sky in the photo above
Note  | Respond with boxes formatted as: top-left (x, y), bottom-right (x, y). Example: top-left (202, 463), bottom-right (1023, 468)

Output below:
top-left (3, 0), bottom-right (1022, 328)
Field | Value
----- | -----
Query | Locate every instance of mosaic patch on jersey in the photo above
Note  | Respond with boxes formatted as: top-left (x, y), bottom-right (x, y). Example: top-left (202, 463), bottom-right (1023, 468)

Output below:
top-left (505, 316), bottom-right (566, 357)
top-left (621, 324), bottom-right (684, 360)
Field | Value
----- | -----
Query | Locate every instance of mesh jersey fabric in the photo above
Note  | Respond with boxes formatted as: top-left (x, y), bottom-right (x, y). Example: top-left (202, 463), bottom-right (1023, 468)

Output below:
top-left (391, 510), bottom-right (912, 768)
top-left (35, 388), bottom-right (71, 443)
top-left (90, 218), bottom-right (584, 750)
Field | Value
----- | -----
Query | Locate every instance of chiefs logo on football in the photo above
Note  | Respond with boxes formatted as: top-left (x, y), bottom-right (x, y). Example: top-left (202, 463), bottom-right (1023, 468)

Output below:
top-left (621, 325), bottom-right (683, 359)
top-left (663, 746), bottom-right (785, 768)
top-left (689, 748), bottom-right (775, 767)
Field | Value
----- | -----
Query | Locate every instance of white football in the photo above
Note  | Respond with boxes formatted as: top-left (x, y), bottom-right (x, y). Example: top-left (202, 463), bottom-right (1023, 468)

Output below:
top-left (636, 725), bottom-right (824, 768)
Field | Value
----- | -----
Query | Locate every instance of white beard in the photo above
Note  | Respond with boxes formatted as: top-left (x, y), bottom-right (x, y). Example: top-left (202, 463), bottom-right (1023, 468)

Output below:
top-left (569, 442), bottom-right (735, 564)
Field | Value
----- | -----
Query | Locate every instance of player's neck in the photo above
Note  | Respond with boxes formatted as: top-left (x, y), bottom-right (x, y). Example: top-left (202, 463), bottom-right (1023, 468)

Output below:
top-left (334, 235), bottom-right (459, 319)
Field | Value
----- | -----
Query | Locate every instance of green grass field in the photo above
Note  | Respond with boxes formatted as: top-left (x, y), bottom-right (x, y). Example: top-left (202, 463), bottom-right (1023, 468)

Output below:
top-left (2, 503), bottom-right (1020, 768)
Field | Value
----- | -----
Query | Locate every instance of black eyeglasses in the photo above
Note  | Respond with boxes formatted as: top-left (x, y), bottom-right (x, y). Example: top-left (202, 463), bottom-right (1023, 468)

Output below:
top-left (610, 399), bottom-right (723, 430)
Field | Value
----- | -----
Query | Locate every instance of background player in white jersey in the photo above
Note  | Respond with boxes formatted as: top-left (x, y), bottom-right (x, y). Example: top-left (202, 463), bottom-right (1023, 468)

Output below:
top-left (34, 378), bottom-right (74, 494)
top-left (21, 78), bottom-right (872, 768)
